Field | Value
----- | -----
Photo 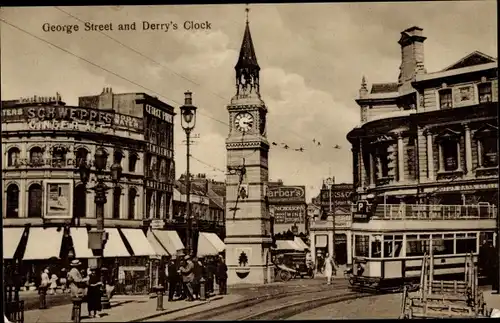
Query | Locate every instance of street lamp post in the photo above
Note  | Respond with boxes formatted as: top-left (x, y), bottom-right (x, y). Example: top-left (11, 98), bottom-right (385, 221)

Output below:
top-left (326, 177), bottom-right (336, 263)
top-left (79, 147), bottom-right (122, 309)
top-left (180, 91), bottom-right (197, 255)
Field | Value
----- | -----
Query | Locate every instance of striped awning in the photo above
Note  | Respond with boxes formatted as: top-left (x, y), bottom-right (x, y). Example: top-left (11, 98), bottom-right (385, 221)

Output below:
top-left (274, 240), bottom-right (303, 251)
top-left (197, 232), bottom-right (225, 257)
top-left (146, 230), bottom-right (170, 257)
top-left (70, 228), bottom-right (94, 258)
top-left (121, 229), bottom-right (156, 256)
top-left (294, 237), bottom-right (310, 250)
top-left (23, 227), bottom-right (64, 260)
top-left (3, 228), bottom-right (25, 259)
top-left (103, 228), bottom-right (130, 258)
top-left (152, 230), bottom-right (184, 255)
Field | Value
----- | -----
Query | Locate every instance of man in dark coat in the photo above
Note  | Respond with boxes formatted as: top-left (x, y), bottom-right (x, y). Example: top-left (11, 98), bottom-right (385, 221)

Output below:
top-left (192, 257), bottom-right (203, 300)
top-left (216, 255), bottom-right (227, 295)
top-left (167, 258), bottom-right (179, 302)
top-left (205, 257), bottom-right (216, 295)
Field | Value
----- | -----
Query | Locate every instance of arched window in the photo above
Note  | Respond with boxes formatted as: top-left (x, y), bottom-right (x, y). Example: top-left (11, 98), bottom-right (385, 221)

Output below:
top-left (129, 154), bottom-right (138, 173)
top-left (6, 184), bottom-right (19, 218)
top-left (52, 147), bottom-right (67, 167)
top-left (128, 188), bottom-right (137, 220)
top-left (114, 151), bottom-right (123, 164)
top-left (73, 184), bottom-right (87, 220)
top-left (7, 147), bottom-right (20, 167)
top-left (112, 187), bottom-right (122, 219)
top-left (29, 147), bottom-right (44, 167)
top-left (28, 184), bottom-right (43, 218)
top-left (75, 148), bottom-right (88, 167)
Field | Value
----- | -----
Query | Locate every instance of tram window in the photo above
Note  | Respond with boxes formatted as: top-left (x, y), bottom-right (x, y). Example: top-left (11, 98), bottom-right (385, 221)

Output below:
top-left (354, 235), bottom-right (369, 257)
top-left (456, 235), bottom-right (477, 254)
top-left (383, 235), bottom-right (393, 258)
top-left (432, 236), bottom-right (454, 255)
top-left (371, 240), bottom-right (382, 258)
top-left (407, 235), bottom-right (431, 256)
top-left (394, 239), bottom-right (403, 257)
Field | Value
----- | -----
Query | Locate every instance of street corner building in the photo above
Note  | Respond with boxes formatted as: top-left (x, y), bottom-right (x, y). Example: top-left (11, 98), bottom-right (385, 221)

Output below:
top-left (345, 26), bottom-right (498, 291)
top-left (1, 88), bottom-right (186, 294)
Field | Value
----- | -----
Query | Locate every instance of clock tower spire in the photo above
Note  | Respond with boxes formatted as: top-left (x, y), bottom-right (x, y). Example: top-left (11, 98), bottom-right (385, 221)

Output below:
top-left (224, 6), bottom-right (273, 285)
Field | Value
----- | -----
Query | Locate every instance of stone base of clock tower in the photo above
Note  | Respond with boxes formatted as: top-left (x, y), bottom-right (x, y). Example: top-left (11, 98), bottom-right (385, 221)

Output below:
top-left (225, 239), bottom-right (275, 285)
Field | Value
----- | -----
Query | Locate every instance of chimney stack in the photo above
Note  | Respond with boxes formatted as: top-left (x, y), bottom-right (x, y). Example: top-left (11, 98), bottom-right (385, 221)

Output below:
top-left (398, 26), bottom-right (426, 87)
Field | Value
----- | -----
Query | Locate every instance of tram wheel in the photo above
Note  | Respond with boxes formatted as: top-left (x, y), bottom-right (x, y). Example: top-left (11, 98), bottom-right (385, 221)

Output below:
top-left (279, 270), bottom-right (292, 281)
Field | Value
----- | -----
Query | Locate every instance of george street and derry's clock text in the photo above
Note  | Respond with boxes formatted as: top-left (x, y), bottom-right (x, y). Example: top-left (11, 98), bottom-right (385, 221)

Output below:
top-left (42, 20), bottom-right (212, 34)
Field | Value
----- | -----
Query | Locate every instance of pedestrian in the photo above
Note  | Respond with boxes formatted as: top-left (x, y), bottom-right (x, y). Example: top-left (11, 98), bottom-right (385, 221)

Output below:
top-left (174, 256), bottom-right (184, 299)
top-left (216, 255), bottom-right (227, 295)
top-left (179, 255), bottom-right (195, 301)
top-left (67, 259), bottom-right (89, 321)
top-left (206, 257), bottom-right (216, 295)
top-left (167, 257), bottom-right (179, 302)
top-left (38, 268), bottom-right (50, 309)
top-left (86, 266), bottom-right (102, 318)
top-left (323, 253), bottom-right (334, 285)
top-left (60, 268), bottom-right (68, 293)
top-left (317, 252), bottom-right (324, 274)
top-left (48, 273), bottom-right (58, 295)
top-left (192, 256), bottom-right (203, 300)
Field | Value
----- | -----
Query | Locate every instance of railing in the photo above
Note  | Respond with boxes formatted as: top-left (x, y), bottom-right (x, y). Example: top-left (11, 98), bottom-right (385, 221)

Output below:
top-left (374, 204), bottom-right (497, 220)
top-left (310, 215), bottom-right (352, 229)
top-left (5, 300), bottom-right (24, 323)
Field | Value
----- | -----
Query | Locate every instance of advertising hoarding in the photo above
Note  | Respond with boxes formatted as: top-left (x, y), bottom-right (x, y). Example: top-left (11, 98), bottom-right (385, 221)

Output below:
top-left (271, 204), bottom-right (306, 224)
top-left (44, 180), bottom-right (73, 219)
top-left (268, 186), bottom-right (306, 204)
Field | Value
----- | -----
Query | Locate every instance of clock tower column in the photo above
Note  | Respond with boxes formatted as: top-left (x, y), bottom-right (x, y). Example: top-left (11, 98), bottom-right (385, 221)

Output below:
top-left (225, 9), bottom-right (274, 285)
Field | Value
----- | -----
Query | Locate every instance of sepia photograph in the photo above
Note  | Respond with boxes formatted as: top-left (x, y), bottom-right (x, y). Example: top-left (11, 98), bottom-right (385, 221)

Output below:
top-left (1, 1), bottom-right (499, 321)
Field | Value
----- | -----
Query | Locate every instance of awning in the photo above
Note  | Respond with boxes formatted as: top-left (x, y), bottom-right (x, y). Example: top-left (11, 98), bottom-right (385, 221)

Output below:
top-left (121, 229), bottom-right (156, 256)
top-left (294, 237), bottom-right (310, 250)
top-left (70, 228), bottom-right (94, 258)
top-left (146, 230), bottom-right (170, 257)
top-left (152, 230), bottom-right (185, 255)
top-left (197, 232), bottom-right (226, 257)
top-left (103, 228), bottom-right (130, 258)
top-left (315, 235), bottom-right (328, 248)
top-left (24, 227), bottom-right (64, 260)
top-left (274, 240), bottom-right (303, 251)
top-left (3, 228), bottom-right (25, 259)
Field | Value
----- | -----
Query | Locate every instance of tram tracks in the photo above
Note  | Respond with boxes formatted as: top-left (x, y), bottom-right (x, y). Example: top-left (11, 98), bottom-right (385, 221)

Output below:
top-left (239, 292), bottom-right (374, 320)
top-left (172, 282), bottom-right (350, 321)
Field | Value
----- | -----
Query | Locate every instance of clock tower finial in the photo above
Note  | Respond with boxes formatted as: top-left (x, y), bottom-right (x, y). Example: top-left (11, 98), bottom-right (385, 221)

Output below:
top-left (235, 6), bottom-right (260, 99)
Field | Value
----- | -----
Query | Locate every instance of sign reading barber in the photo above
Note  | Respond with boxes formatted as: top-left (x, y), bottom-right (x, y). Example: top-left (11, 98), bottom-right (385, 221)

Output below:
top-left (267, 186), bottom-right (306, 204)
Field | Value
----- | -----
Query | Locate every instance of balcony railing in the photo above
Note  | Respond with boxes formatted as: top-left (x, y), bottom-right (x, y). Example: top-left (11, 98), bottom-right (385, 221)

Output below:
top-left (373, 204), bottom-right (497, 220)
top-left (6, 158), bottom-right (76, 168)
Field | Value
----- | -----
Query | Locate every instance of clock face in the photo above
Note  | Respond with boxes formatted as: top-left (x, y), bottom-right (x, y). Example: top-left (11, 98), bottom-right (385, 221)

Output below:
top-left (235, 112), bottom-right (254, 132)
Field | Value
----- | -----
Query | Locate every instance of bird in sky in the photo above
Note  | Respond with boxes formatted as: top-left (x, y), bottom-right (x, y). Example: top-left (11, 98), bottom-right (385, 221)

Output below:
top-left (334, 144), bottom-right (341, 149)
top-left (272, 142), bottom-right (278, 146)
top-left (283, 144), bottom-right (289, 149)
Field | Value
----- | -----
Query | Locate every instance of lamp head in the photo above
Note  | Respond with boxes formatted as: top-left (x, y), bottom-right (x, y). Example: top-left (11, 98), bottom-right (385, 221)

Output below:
top-left (180, 91), bottom-right (197, 131)
top-left (94, 148), bottom-right (108, 171)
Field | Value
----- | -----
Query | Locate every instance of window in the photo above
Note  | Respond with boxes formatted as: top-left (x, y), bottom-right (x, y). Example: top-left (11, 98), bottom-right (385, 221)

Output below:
top-left (128, 188), bottom-right (137, 220)
top-left (456, 233), bottom-right (477, 254)
top-left (29, 147), bottom-right (44, 167)
top-left (113, 187), bottom-right (121, 219)
top-left (441, 138), bottom-right (459, 171)
top-left (129, 154), bottom-right (138, 172)
top-left (371, 239), bottom-right (382, 258)
top-left (146, 190), bottom-right (153, 219)
top-left (439, 89), bottom-right (453, 109)
top-left (114, 151), bottom-right (123, 164)
top-left (459, 86), bottom-right (472, 102)
top-left (383, 235), bottom-right (403, 258)
top-left (6, 184), bottom-right (20, 218)
top-left (479, 136), bottom-right (498, 168)
top-left (354, 235), bottom-right (369, 257)
top-left (7, 147), bottom-right (20, 167)
top-left (406, 234), bottom-right (431, 257)
top-left (376, 145), bottom-right (390, 178)
top-left (52, 147), bottom-right (67, 167)
top-left (478, 83), bottom-right (492, 103)
top-left (75, 148), bottom-right (88, 167)
top-left (28, 184), bottom-right (43, 218)
top-left (156, 193), bottom-right (163, 219)
top-left (432, 234), bottom-right (454, 255)
top-left (145, 154), bottom-right (153, 178)
top-left (407, 137), bottom-right (416, 179)
top-left (73, 184), bottom-right (86, 220)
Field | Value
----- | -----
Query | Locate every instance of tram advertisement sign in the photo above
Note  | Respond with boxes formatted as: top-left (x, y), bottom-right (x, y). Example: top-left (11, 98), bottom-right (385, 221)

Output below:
top-left (268, 186), bottom-right (305, 204)
top-left (271, 204), bottom-right (306, 224)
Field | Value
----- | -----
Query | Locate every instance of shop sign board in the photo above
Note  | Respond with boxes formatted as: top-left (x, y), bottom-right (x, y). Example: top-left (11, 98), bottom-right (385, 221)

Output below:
top-left (268, 186), bottom-right (305, 204)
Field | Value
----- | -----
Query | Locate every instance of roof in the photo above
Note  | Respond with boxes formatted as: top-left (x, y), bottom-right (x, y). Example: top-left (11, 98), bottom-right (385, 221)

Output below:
top-left (235, 22), bottom-right (259, 70)
top-left (441, 51), bottom-right (497, 72)
top-left (370, 82), bottom-right (399, 94)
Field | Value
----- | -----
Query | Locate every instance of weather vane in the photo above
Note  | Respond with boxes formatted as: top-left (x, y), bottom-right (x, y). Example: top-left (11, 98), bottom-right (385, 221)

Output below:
top-left (245, 4), bottom-right (250, 23)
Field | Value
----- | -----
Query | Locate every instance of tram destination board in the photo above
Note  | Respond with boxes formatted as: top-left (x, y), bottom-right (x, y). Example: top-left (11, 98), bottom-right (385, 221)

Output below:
top-left (353, 200), bottom-right (370, 222)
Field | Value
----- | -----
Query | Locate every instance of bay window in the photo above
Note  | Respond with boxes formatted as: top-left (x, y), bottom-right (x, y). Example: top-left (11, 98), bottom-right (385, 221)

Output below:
top-left (478, 82), bottom-right (492, 103)
top-left (439, 89), bottom-right (453, 109)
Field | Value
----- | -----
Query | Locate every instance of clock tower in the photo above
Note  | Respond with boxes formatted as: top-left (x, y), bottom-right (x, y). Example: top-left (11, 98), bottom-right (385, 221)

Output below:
top-left (225, 9), bottom-right (274, 285)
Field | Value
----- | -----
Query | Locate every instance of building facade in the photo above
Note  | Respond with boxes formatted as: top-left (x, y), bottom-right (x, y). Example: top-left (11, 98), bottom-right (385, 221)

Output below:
top-left (347, 26), bottom-right (498, 207)
top-left (309, 181), bottom-right (354, 265)
top-left (2, 88), bottom-right (176, 289)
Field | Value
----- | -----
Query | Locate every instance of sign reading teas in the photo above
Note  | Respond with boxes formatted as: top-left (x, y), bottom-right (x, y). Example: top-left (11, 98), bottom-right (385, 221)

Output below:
top-left (267, 186), bottom-right (305, 204)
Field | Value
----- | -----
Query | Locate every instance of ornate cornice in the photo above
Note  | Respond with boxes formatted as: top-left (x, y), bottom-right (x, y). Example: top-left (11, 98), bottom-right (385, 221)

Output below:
top-left (226, 141), bottom-right (269, 149)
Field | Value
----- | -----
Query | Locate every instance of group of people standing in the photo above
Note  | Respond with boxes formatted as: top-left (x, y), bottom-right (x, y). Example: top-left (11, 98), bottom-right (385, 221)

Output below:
top-left (305, 251), bottom-right (338, 285)
top-left (164, 254), bottom-right (228, 302)
top-left (39, 259), bottom-right (105, 318)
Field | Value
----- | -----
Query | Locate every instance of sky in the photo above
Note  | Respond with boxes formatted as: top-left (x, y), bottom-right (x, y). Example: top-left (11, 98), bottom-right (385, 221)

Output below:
top-left (1, 2), bottom-right (497, 202)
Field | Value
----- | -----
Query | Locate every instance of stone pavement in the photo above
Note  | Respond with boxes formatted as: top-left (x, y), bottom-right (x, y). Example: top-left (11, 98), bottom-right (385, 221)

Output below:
top-left (23, 294), bottom-right (231, 323)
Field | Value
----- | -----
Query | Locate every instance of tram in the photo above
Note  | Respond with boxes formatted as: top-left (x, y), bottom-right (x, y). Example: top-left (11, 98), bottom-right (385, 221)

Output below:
top-left (348, 201), bottom-right (497, 293)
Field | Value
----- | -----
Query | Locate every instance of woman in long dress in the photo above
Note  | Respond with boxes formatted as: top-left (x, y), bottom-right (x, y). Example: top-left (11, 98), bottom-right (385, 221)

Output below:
top-left (323, 253), bottom-right (334, 285)
top-left (87, 267), bottom-right (102, 318)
